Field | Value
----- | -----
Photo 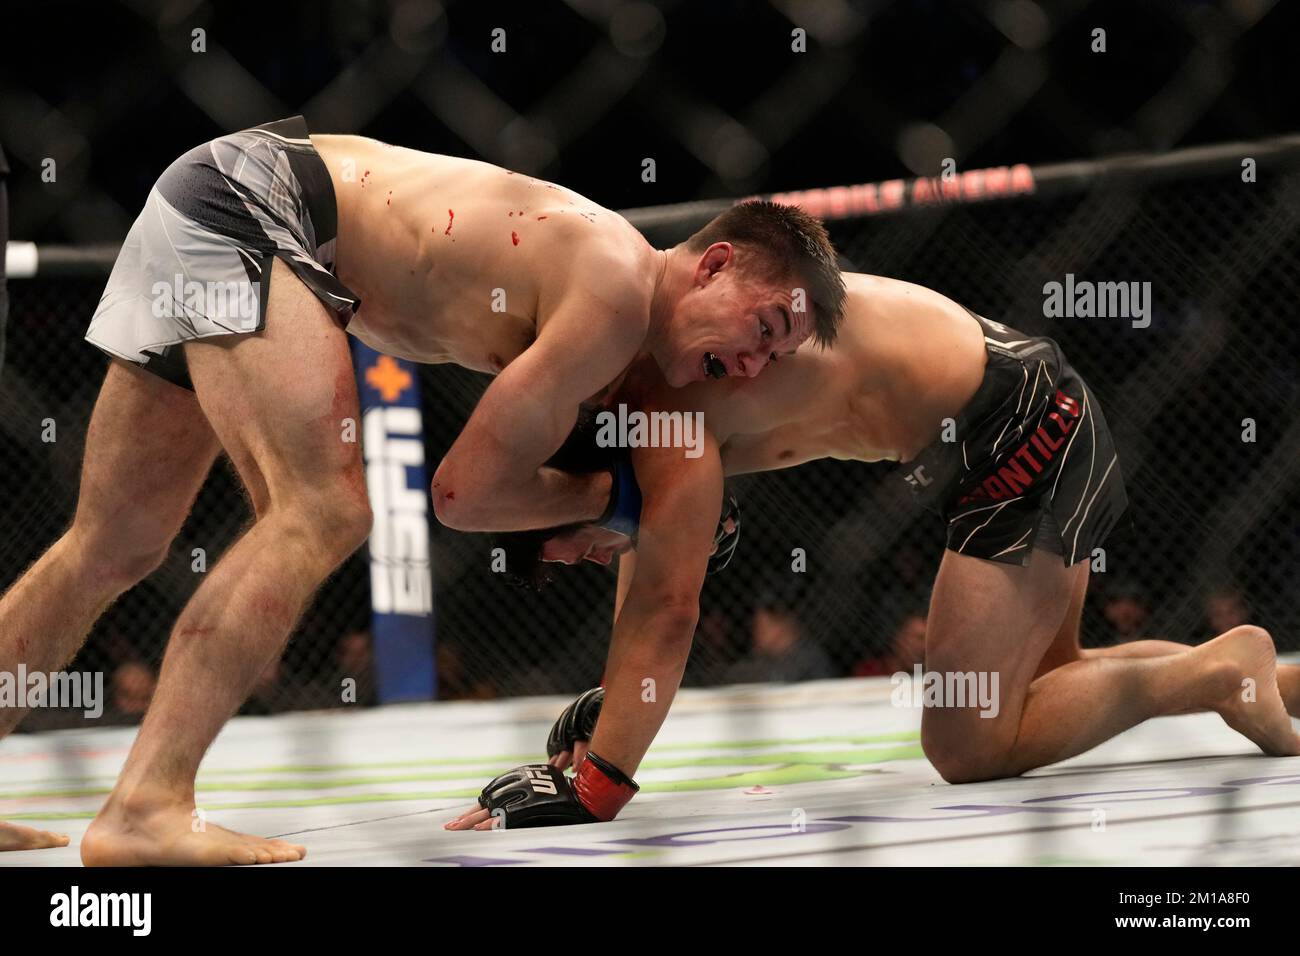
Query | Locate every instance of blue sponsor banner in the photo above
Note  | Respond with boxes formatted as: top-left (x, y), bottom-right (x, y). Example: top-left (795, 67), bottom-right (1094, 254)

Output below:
top-left (352, 340), bottom-right (436, 702)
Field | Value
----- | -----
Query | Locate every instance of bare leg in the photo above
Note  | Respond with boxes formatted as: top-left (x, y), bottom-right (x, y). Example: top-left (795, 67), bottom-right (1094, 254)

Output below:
top-left (1010, 627), bottom-right (1297, 773)
top-left (1031, 578), bottom-right (1300, 717)
top-left (0, 361), bottom-right (218, 850)
top-left (81, 260), bottom-right (372, 866)
top-left (1088, 640), bottom-right (1194, 658)
top-left (1086, 647), bottom-right (1300, 716)
top-left (922, 548), bottom-right (1300, 784)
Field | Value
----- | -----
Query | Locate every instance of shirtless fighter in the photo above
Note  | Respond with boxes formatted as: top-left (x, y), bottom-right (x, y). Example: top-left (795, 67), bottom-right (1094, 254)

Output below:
top-left (0, 116), bottom-right (844, 862)
top-left (447, 271), bottom-right (1300, 830)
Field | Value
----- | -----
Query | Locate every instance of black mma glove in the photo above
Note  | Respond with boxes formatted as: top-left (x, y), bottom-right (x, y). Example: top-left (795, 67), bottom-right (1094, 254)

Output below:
top-left (477, 751), bottom-right (638, 828)
top-left (546, 687), bottom-right (605, 759)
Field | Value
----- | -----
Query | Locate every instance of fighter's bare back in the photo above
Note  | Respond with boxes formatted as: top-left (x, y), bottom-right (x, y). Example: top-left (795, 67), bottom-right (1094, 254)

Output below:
top-left (313, 135), bottom-right (657, 375)
top-left (630, 272), bottom-right (989, 474)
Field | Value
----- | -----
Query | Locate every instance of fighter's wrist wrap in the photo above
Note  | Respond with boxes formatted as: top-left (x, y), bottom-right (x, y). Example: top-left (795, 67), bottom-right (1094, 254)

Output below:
top-left (574, 751), bottom-right (639, 821)
top-left (597, 454), bottom-right (642, 537)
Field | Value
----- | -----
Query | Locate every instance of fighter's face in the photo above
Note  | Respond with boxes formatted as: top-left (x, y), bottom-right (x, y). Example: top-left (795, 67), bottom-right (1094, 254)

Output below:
top-left (540, 525), bottom-right (634, 566)
top-left (662, 246), bottom-right (812, 387)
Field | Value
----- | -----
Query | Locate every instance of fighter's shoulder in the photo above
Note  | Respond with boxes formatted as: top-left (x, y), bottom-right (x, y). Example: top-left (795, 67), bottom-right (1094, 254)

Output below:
top-left (543, 204), bottom-right (648, 259)
top-left (538, 211), bottom-right (655, 307)
top-left (848, 272), bottom-right (968, 321)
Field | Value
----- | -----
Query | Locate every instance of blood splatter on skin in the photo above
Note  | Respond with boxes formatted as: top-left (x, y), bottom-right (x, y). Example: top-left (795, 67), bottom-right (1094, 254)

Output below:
top-left (508, 211), bottom-right (514, 217)
top-left (386, 191), bottom-right (392, 206)
top-left (444, 491), bottom-right (456, 500)
top-left (536, 215), bottom-right (548, 220)
top-left (445, 209), bottom-right (454, 235)
top-left (511, 231), bottom-right (520, 245)
top-left (361, 170), bottom-right (371, 187)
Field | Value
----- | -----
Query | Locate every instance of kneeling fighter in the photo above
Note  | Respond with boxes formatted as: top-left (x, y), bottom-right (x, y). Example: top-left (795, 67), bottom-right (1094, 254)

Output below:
top-left (0, 116), bottom-right (845, 861)
top-left (447, 271), bottom-right (1300, 829)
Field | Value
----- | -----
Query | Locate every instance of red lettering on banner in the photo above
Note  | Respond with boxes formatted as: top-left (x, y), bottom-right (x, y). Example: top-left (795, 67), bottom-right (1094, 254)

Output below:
top-left (1010, 163), bottom-right (1035, 194)
top-left (766, 161), bottom-right (1036, 220)
top-left (853, 183), bottom-right (881, 214)
top-left (827, 186), bottom-right (850, 217)
top-left (985, 167), bottom-right (1009, 196)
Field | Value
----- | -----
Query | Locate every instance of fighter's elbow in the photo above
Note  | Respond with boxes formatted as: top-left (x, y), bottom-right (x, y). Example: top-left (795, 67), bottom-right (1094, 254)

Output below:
top-left (431, 468), bottom-right (492, 531)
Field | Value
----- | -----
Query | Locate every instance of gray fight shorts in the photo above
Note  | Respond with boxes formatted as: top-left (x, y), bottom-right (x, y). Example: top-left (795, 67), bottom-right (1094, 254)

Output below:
top-left (85, 115), bottom-right (360, 389)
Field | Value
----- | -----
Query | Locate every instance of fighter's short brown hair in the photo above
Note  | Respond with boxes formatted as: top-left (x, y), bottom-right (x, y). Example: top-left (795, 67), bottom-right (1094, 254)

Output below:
top-left (684, 200), bottom-right (846, 347)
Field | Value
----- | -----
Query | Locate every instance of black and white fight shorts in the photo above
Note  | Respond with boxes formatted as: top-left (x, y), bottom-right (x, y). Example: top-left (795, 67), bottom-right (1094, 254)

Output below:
top-left (902, 311), bottom-right (1130, 567)
top-left (85, 115), bottom-right (360, 389)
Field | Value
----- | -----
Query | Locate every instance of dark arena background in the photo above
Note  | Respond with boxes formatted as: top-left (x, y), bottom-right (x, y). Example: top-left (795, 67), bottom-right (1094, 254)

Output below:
top-left (2, 0), bottom-right (1300, 887)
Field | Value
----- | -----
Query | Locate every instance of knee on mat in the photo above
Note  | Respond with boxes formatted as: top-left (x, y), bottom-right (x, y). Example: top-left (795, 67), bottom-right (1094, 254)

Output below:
top-left (922, 730), bottom-right (1009, 784)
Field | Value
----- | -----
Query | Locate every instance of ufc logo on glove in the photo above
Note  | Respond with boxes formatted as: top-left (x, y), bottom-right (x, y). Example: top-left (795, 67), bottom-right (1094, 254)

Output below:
top-left (526, 768), bottom-right (558, 795)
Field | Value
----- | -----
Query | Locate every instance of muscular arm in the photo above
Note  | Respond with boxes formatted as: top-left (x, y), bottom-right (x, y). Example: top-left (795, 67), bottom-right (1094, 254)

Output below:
top-left (586, 433), bottom-right (723, 776)
top-left (431, 246), bottom-right (649, 532)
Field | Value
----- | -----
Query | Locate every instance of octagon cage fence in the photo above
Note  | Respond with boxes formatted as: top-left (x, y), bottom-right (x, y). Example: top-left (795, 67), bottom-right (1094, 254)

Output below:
top-left (3, 134), bottom-right (1299, 730)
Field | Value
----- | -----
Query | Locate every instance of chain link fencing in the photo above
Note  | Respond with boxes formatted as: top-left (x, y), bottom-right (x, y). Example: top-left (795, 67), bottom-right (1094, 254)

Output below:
top-left (4, 141), bottom-right (1299, 730)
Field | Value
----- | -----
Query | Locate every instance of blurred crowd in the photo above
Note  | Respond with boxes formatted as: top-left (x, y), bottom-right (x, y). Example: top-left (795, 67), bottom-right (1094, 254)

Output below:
top-left (81, 573), bottom-right (1260, 727)
top-left (687, 576), bottom-right (1258, 690)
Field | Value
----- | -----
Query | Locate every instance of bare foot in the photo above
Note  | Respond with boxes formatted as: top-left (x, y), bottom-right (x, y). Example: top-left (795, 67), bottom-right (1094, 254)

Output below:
top-left (0, 820), bottom-right (70, 852)
top-left (81, 794), bottom-right (306, 866)
top-left (1203, 627), bottom-right (1300, 757)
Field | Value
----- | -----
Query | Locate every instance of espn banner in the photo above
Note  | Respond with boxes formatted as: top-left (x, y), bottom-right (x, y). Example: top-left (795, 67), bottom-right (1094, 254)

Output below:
top-left (352, 340), bottom-right (436, 702)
